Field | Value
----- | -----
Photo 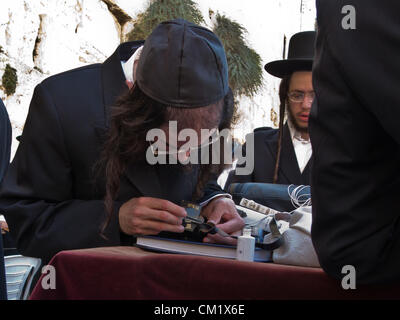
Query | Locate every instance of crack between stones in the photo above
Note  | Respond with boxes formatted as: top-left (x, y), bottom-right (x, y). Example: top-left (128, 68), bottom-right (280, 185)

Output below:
top-left (32, 14), bottom-right (45, 70)
top-left (101, 0), bottom-right (132, 27)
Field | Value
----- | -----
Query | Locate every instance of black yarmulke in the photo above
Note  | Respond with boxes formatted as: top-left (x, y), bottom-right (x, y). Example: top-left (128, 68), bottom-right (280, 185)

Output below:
top-left (136, 19), bottom-right (229, 107)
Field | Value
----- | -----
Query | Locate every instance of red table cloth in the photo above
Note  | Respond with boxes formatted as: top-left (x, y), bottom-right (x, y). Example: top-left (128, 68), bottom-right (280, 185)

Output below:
top-left (29, 246), bottom-right (400, 300)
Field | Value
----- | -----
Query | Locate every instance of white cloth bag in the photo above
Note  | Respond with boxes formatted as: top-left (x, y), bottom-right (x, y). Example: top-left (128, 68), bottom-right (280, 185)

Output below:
top-left (266, 206), bottom-right (320, 267)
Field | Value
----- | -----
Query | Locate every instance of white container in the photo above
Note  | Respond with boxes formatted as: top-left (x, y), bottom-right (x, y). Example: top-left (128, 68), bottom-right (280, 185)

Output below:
top-left (236, 228), bottom-right (255, 262)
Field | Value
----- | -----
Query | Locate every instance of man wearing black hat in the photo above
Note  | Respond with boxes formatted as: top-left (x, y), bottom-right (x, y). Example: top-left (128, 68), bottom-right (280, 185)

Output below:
top-left (310, 0), bottom-right (400, 285)
top-left (225, 31), bottom-right (316, 188)
top-left (0, 19), bottom-right (244, 263)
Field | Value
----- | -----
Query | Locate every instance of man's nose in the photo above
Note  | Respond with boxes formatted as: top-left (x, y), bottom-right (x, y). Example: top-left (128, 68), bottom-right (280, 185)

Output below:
top-left (302, 97), bottom-right (313, 109)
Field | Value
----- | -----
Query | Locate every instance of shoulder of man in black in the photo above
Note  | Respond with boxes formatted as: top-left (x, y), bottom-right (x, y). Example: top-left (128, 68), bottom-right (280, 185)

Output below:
top-left (224, 125), bottom-right (280, 189)
top-left (253, 126), bottom-right (278, 135)
top-left (36, 40), bottom-right (145, 112)
top-left (0, 42), bottom-right (144, 262)
top-left (253, 125), bottom-right (279, 139)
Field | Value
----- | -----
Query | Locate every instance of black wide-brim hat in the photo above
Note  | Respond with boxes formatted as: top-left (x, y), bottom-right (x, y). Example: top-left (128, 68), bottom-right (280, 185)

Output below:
top-left (264, 31), bottom-right (316, 78)
top-left (136, 18), bottom-right (229, 108)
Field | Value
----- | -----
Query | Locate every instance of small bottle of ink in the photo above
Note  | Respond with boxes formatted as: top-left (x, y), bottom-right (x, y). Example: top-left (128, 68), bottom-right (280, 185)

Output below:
top-left (236, 228), bottom-right (255, 262)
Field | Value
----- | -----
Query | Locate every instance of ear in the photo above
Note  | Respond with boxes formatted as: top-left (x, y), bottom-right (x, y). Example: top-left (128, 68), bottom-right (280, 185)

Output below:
top-left (125, 80), bottom-right (134, 89)
top-left (132, 60), bottom-right (139, 83)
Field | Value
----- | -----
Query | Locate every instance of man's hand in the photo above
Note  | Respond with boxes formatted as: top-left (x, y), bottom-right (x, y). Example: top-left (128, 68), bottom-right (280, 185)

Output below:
top-left (0, 221), bottom-right (9, 234)
top-left (119, 197), bottom-right (187, 236)
top-left (201, 197), bottom-right (245, 245)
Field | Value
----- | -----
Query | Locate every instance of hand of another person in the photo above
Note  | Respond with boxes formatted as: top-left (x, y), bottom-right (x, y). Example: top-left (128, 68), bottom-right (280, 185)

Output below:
top-left (119, 197), bottom-right (187, 236)
top-left (200, 197), bottom-right (245, 245)
top-left (0, 221), bottom-right (8, 234)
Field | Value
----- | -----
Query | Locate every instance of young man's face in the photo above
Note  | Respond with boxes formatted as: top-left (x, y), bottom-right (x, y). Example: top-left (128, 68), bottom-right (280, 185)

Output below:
top-left (287, 71), bottom-right (314, 133)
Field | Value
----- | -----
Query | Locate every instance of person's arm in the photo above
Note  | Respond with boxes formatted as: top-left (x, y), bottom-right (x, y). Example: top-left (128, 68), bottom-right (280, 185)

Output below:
top-left (198, 178), bottom-right (245, 245)
top-left (197, 137), bottom-right (255, 242)
top-left (0, 98), bottom-right (11, 183)
top-left (198, 179), bottom-right (231, 205)
top-left (0, 84), bottom-right (122, 263)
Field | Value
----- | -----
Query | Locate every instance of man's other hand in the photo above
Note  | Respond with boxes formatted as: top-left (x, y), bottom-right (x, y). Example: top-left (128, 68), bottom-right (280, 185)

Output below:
top-left (119, 197), bottom-right (187, 236)
top-left (201, 197), bottom-right (245, 245)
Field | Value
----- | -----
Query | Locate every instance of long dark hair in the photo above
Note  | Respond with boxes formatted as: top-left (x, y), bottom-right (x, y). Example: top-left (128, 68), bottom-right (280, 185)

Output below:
top-left (273, 75), bottom-right (291, 183)
top-left (99, 84), bottom-right (234, 233)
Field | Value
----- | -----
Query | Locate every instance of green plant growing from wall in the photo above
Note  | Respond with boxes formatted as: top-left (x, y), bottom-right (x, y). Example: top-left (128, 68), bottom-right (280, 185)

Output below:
top-left (127, 0), bottom-right (204, 41)
top-left (212, 13), bottom-right (263, 123)
top-left (2, 64), bottom-right (18, 96)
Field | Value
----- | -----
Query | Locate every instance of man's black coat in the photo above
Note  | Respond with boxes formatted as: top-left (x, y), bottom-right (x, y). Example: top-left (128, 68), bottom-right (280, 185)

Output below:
top-left (0, 98), bottom-right (11, 183)
top-left (225, 123), bottom-right (311, 189)
top-left (0, 98), bottom-right (11, 300)
top-left (0, 42), bottom-right (225, 263)
top-left (310, 0), bottom-right (400, 284)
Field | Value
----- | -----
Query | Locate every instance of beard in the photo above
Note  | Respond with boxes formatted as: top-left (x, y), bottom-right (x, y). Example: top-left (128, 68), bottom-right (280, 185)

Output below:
top-left (287, 106), bottom-right (309, 134)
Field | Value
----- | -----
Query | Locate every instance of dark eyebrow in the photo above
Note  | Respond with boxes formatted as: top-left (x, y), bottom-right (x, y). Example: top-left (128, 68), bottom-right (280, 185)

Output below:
top-left (290, 90), bottom-right (314, 94)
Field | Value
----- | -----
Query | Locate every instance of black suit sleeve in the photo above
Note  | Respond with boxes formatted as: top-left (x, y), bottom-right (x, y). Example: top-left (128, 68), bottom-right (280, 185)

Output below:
top-left (0, 99), bottom-right (11, 300)
top-left (0, 98), bottom-right (11, 183)
top-left (0, 84), bottom-right (123, 263)
top-left (199, 180), bottom-right (226, 202)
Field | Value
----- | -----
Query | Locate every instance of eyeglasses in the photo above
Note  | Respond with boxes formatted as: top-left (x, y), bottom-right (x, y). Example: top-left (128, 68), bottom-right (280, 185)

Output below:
top-left (149, 128), bottom-right (220, 156)
top-left (287, 91), bottom-right (315, 103)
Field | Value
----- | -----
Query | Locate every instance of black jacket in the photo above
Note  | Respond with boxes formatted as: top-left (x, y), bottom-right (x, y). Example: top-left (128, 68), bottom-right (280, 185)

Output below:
top-left (0, 42), bottom-right (225, 263)
top-left (0, 98), bottom-right (11, 183)
top-left (225, 123), bottom-right (311, 189)
top-left (310, 0), bottom-right (400, 284)
top-left (0, 98), bottom-right (11, 300)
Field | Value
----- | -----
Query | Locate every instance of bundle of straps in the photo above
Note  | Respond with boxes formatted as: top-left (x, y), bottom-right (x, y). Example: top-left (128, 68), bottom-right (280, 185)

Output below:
top-left (237, 195), bottom-right (320, 267)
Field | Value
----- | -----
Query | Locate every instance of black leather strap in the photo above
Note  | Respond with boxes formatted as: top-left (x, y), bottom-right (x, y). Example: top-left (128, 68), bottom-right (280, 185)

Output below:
top-left (255, 217), bottom-right (284, 251)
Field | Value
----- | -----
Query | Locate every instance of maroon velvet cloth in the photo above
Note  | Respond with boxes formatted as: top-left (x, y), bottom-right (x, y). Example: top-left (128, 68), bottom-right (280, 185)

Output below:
top-left (29, 247), bottom-right (400, 300)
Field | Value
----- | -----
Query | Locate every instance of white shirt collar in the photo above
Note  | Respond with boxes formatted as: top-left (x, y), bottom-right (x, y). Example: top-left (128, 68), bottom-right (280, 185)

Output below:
top-left (287, 119), bottom-right (312, 173)
top-left (121, 45), bottom-right (144, 82)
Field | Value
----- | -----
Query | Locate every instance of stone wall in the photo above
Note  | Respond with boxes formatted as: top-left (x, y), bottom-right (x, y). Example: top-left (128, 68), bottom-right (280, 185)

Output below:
top-left (0, 0), bottom-right (316, 159)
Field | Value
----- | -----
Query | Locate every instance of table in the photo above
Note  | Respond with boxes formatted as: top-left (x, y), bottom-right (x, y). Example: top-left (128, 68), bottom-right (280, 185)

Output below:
top-left (29, 246), bottom-right (400, 300)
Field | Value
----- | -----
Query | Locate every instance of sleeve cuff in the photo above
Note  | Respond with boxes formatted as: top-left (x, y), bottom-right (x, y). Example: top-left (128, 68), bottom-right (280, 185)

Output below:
top-left (199, 193), bottom-right (232, 207)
